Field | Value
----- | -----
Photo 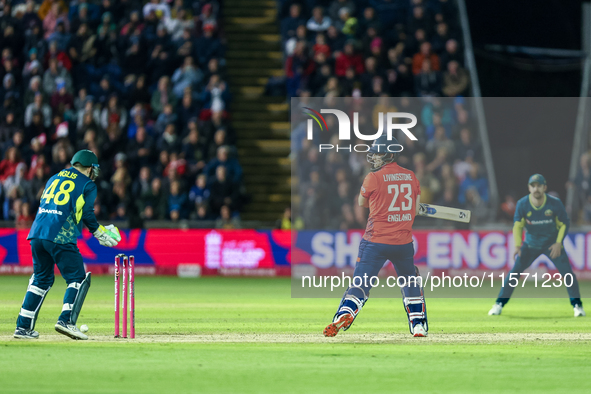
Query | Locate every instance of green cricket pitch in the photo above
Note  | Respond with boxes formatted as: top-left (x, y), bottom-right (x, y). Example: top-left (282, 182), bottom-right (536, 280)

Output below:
top-left (1, 276), bottom-right (591, 393)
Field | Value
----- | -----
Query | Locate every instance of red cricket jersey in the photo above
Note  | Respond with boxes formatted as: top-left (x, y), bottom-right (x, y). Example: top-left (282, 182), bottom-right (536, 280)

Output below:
top-left (360, 162), bottom-right (421, 245)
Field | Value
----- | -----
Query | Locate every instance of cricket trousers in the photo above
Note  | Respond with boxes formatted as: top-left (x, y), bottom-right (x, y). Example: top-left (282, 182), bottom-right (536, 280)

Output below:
top-left (16, 239), bottom-right (87, 330)
top-left (496, 243), bottom-right (582, 306)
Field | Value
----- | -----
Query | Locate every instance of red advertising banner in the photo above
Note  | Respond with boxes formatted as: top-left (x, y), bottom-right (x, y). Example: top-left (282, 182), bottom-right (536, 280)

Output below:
top-left (3, 229), bottom-right (591, 278)
top-left (0, 229), bottom-right (291, 277)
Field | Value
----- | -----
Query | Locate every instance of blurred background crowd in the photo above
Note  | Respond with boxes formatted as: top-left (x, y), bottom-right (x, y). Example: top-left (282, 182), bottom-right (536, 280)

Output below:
top-left (291, 96), bottom-right (489, 229)
top-left (0, 0), bottom-right (245, 228)
top-left (280, 0), bottom-right (470, 99)
top-left (280, 0), bottom-right (490, 229)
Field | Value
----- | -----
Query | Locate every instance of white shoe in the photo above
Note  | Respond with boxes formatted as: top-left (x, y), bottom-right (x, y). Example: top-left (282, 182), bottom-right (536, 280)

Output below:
top-left (55, 321), bottom-right (88, 340)
top-left (412, 323), bottom-right (427, 337)
top-left (488, 303), bottom-right (503, 315)
top-left (13, 327), bottom-right (39, 339)
top-left (574, 304), bottom-right (586, 317)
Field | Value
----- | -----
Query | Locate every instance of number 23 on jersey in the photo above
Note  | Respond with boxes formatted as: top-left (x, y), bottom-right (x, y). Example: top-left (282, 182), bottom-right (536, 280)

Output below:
top-left (387, 183), bottom-right (413, 211)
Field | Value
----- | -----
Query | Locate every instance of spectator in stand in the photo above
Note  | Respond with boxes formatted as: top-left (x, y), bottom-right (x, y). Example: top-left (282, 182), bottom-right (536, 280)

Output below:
top-left (335, 41), bottom-right (364, 77)
top-left (200, 75), bottom-right (230, 111)
top-left (100, 94), bottom-right (127, 132)
top-left (24, 76), bottom-right (44, 108)
top-left (68, 23), bottom-right (97, 67)
top-left (5, 187), bottom-right (23, 221)
top-left (312, 33), bottom-right (331, 58)
top-left (50, 79), bottom-right (74, 117)
top-left (43, 58), bottom-right (72, 96)
top-left (171, 56), bottom-right (202, 99)
top-left (215, 204), bottom-right (240, 229)
top-left (70, 3), bottom-right (93, 33)
top-left (285, 40), bottom-right (314, 98)
top-left (204, 145), bottom-right (242, 185)
top-left (329, 0), bottom-right (356, 22)
top-left (178, 92), bottom-right (200, 132)
top-left (412, 42), bottom-right (440, 75)
top-left (440, 39), bottom-right (463, 69)
top-left (127, 127), bottom-right (154, 176)
top-left (426, 127), bottom-right (455, 157)
top-left (198, 3), bottom-right (217, 31)
top-left (151, 76), bottom-right (177, 116)
top-left (126, 75), bottom-right (151, 107)
top-left (206, 128), bottom-right (228, 160)
top-left (29, 164), bottom-right (49, 200)
top-left (132, 166), bottom-right (152, 199)
top-left (0, 0), bottom-right (237, 224)
top-left (1, 74), bottom-right (20, 104)
top-left (143, 0), bottom-right (170, 19)
top-left (413, 152), bottom-right (441, 204)
top-left (456, 128), bottom-right (480, 161)
top-left (157, 124), bottom-right (181, 153)
top-left (168, 180), bottom-right (188, 220)
top-left (209, 165), bottom-right (238, 216)
top-left (48, 21), bottom-right (71, 53)
top-left (154, 103), bottom-right (177, 134)
top-left (24, 111), bottom-right (47, 143)
top-left (195, 24), bottom-right (223, 66)
top-left (0, 147), bottom-right (22, 181)
top-left (458, 163), bottom-right (489, 206)
top-left (44, 40), bottom-right (72, 71)
top-left (275, 207), bottom-right (292, 230)
top-left (442, 60), bottom-right (469, 97)
top-left (335, 7), bottom-right (357, 37)
top-left (307, 6), bottom-right (331, 33)
top-left (27, 143), bottom-right (49, 180)
top-left (282, 4), bottom-right (305, 39)
top-left (43, 3), bottom-right (69, 40)
top-left (25, 24), bottom-right (46, 62)
top-left (326, 24), bottom-right (346, 52)
top-left (25, 93), bottom-right (52, 128)
top-left (182, 126), bottom-right (207, 174)
top-left (193, 202), bottom-right (212, 221)
top-left (415, 59), bottom-right (441, 96)
top-left (408, 6), bottom-right (432, 37)
top-left (189, 174), bottom-right (210, 206)
top-left (499, 193), bottom-right (517, 223)
top-left (139, 177), bottom-right (167, 220)
top-left (4, 163), bottom-right (30, 202)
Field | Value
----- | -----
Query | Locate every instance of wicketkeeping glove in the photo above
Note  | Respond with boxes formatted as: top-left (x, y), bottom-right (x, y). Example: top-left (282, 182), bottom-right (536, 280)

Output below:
top-left (93, 224), bottom-right (121, 247)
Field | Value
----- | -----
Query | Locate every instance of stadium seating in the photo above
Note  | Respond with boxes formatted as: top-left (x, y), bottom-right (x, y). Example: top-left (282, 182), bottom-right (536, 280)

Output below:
top-left (1, 0), bottom-right (242, 228)
top-left (278, 0), bottom-right (491, 229)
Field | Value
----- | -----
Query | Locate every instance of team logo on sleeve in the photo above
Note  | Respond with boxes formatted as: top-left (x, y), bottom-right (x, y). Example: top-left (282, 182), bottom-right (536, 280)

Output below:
top-left (361, 186), bottom-right (366, 193)
top-left (545, 209), bottom-right (553, 216)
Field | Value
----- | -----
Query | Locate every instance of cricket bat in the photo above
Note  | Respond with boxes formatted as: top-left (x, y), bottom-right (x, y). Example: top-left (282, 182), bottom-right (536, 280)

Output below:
top-left (418, 203), bottom-right (471, 223)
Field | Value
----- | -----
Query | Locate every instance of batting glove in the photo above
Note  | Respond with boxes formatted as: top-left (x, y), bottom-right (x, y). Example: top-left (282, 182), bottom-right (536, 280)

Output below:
top-left (93, 224), bottom-right (121, 247)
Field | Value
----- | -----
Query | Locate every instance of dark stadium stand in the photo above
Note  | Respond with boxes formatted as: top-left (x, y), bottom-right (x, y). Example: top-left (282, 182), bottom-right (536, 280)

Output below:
top-left (224, 0), bottom-right (291, 223)
top-left (277, 0), bottom-right (491, 229)
top-left (0, 0), bottom-right (246, 228)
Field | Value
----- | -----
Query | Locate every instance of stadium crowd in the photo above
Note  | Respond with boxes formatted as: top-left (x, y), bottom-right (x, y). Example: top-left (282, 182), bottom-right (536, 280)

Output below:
top-left (280, 0), bottom-right (491, 229)
top-left (0, 0), bottom-right (243, 228)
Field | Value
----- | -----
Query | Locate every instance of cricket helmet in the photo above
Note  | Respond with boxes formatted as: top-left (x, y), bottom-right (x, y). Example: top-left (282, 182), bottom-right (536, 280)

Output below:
top-left (367, 135), bottom-right (401, 171)
top-left (70, 149), bottom-right (100, 180)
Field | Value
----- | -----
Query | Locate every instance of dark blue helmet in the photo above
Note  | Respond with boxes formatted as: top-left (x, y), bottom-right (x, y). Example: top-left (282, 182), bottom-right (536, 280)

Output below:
top-left (367, 135), bottom-right (402, 171)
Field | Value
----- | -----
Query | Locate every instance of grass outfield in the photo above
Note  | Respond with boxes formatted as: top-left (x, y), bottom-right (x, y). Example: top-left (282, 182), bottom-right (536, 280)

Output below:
top-left (1, 276), bottom-right (591, 393)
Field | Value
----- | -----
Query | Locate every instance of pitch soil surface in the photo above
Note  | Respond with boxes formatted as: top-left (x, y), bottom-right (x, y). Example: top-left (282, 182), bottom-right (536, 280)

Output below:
top-left (3, 332), bottom-right (591, 344)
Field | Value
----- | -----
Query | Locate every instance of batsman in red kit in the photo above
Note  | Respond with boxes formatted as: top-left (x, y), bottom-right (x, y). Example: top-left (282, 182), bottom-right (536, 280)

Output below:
top-left (324, 136), bottom-right (428, 337)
